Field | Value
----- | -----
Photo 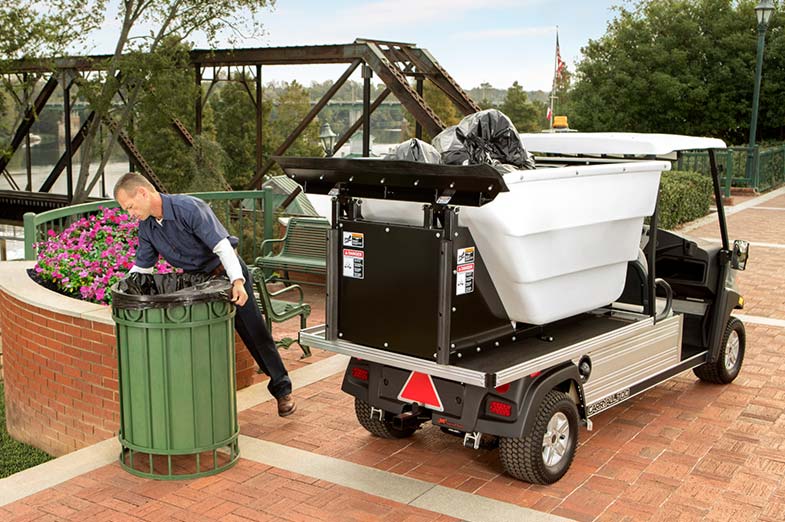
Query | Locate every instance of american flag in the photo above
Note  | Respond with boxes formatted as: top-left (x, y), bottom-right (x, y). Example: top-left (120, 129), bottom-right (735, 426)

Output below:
top-left (555, 33), bottom-right (566, 81)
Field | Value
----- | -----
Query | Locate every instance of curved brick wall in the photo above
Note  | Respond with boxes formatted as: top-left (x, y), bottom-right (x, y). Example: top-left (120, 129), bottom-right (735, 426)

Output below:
top-left (0, 261), bottom-right (257, 457)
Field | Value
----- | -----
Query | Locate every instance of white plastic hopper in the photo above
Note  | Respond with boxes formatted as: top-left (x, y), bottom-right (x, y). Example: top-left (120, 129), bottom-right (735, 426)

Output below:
top-left (311, 133), bottom-right (727, 325)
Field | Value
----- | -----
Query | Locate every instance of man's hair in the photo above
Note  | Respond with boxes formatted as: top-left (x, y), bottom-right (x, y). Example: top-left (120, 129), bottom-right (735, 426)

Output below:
top-left (113, 172), bottom-right (156, 200)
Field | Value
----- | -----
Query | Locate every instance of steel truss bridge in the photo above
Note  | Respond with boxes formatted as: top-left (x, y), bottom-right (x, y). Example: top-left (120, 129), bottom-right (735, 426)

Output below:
top-left (0, 39), bottom-right (481, 223)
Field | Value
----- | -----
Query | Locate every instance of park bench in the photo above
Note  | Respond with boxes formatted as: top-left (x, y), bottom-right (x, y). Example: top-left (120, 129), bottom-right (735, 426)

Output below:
top-left (249, 266), bottom-right (312, 358)
top-left (254, 216), bottom-right (329, 285)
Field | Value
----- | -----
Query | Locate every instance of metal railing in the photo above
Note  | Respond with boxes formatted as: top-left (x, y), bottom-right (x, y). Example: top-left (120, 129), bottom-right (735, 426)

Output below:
top-left (23, 188), bottom-right (280, 262)
top-left (677, 144), bottom-right (785, 197)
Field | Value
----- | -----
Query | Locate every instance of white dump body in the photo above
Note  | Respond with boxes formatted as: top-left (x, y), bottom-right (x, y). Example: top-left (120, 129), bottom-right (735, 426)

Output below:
top-left (305, 133), bottom-right (725, 325)
top-left (354, 160), bottom-right (669, 325)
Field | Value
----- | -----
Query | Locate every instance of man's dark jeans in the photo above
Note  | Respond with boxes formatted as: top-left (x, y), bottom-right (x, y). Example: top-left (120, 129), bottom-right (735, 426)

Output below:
top-left (234, 259), bottom-right (292, 399)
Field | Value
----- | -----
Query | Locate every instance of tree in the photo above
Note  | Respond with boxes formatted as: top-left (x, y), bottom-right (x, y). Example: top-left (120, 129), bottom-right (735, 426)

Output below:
top-left (500, 81), bottom-right (541, 133)
top-left (570, 0), bottom-right (785, 144)
top-left (69, 0), bottom-right (273, 202)
top-left (0, 2), bottom-right (102, 161)
top-left (131, 37), bottom-right (229, 194)
top-left (211, 79), bottom-right (322, 186)
top-left (266, 80), bottom-right (323, 165)
top-left (210, 76), bottom-right (271, 188)
top-left (404, 82), bottom-right (463, 142)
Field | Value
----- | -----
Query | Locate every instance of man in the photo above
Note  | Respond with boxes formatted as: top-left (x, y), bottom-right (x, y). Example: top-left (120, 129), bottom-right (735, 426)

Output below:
top-left (113, 172), bottom-right (296, 416)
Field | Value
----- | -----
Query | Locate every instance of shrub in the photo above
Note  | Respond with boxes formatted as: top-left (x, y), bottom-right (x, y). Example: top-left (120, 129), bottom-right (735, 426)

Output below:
top-left (658, 170), bottom-right (713, 229)
top-left (33, 207), bottom-right (175, 305)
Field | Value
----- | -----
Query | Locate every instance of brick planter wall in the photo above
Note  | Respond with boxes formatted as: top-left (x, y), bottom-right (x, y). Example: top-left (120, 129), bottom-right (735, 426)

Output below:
top-left (0, 262), bottom-right (257, 457)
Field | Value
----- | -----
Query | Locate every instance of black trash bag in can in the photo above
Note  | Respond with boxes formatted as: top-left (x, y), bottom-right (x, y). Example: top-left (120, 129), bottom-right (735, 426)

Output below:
top-left (112, 272), bottom-right (232, 310)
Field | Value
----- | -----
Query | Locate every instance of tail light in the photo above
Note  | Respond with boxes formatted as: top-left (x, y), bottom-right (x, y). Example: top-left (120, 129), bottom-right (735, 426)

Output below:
top-left (351, 366), bottom-right (369, 381)
top-left (488, 400), bottom-right (512, 417)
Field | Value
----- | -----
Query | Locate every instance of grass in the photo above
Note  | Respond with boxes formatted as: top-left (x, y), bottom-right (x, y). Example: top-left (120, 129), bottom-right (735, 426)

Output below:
top-left (0, 380), bottom-right (54, 478)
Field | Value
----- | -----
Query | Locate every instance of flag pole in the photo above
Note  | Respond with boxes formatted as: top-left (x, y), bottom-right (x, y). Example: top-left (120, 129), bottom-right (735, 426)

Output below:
top-left (549, 26), bottom-right (559, 131)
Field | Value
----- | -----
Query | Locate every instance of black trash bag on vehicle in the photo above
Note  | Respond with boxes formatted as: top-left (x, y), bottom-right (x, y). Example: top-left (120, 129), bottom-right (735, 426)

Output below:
top-left (431, 126), bottom-right (470, 165)
top-left (384, 138), bottom-right (442, 164)
top-left (433, 109), bottom-right (535, 170)
top-left (112, 272), bottom-right (232, 310)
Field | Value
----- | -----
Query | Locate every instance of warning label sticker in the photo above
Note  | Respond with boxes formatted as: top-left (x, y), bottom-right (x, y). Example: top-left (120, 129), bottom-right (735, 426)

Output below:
top-left (457, 247), bottom-right (475, 265)
top-left (456, 262), bottom-right (475, 295)
top-left (343, 232), bottom-right (364, 248)
top-left (343, 249), bottom-right (365, 279)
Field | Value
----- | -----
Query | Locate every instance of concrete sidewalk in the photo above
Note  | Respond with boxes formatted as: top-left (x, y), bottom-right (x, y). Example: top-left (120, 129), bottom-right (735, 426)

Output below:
top-left (2, 187), bottom-right (785, 522)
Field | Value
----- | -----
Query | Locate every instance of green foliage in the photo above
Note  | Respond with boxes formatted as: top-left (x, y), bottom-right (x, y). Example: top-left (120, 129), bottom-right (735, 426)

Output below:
top-left (404, 82), bottom-right (463, 142)
top-left (468, 82), bottom-right (506, 107)
top-left (500, 81), bottom-right (541, 133)
top-left (211, 79), bottom-right (322, 186)
top-left (0, 2), bottom-right (102, 62)
top-left (571, 0), bottom-right (785, 143)
top-left (65, 0), bottom-right (275, 201)
top-left (658, 169), bottom-right (713, 229)
top-left (130, 37), bottom-right (208, 193)
top-left (268, 80), bottom-right (324, 160)
top-left (0, 1), bottom-right (103, 161)
top-left (0, 381), bottom-right (53, 478)
top-left (210, 78), bottom-right (266, 188)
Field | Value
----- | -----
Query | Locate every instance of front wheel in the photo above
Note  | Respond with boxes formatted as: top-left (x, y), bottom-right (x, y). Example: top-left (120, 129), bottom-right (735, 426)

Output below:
top-left (693, 317), bottom-right (745, 384)
top-left (354, 399), bottom-right (417, 439)
top-left (499, 390), bottom-right (579, 484)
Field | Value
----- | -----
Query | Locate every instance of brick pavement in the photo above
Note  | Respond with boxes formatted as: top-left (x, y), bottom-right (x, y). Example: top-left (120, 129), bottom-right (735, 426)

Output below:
top-left (236, 322), bottom-right (785, 522)
top-left (688, 206), bottom-right (785, 245)
top-left (3, 190), bottom-right (785, 521)
top-left (0, 459), bottom-right (459, 522)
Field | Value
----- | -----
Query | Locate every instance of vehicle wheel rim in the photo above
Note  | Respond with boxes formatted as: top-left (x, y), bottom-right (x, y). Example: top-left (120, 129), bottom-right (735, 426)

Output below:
top-left (724, 330), bottom-right (740, 370)
top-left (542, 412), bottom-right (570, 467)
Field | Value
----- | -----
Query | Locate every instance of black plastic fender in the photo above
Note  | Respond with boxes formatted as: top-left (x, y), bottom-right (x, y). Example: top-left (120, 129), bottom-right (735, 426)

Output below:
top-left (519, 363), bottom-right (586, 436)
top-left (707, 286), bottom-right (742, 364)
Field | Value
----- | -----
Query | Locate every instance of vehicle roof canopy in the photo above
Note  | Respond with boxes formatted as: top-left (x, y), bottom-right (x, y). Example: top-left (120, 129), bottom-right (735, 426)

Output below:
top-left (520, 132), bottom-right (727, 156)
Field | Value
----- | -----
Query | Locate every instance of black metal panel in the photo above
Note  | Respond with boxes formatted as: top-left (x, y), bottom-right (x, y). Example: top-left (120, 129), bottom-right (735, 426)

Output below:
top-left (338, 220), bottom-right (442, 360)
top-left (275, 157), bottom-right (507, 207)
top-left (336, 218), bottom-right (512, 363)
top-left (448, 227), bottom-right (512, 352)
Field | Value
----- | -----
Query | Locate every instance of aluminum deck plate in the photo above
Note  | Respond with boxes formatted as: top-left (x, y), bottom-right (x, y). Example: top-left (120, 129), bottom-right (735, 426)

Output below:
top-left (300, 313), bottom-right (678, 388)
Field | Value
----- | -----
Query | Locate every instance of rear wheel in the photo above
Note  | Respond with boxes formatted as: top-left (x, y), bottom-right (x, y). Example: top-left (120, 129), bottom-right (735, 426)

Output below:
top-left (499, 390), bottom-right (578, 484)
top-left (354, 399), bottom-right (417, 439)
top-left (693, 317), bottom-right (745, 384)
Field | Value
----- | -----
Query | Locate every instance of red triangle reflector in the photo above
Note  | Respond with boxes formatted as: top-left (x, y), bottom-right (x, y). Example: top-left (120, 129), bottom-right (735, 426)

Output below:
top-left (397, 372), bottom-right (444, 412)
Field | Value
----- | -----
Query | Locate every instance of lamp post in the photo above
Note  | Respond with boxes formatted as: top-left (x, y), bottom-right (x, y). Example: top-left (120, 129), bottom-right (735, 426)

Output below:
top-left (746, 0), bottom-right (775, 188)
top-left (319, 122), bottom-right (337, 157)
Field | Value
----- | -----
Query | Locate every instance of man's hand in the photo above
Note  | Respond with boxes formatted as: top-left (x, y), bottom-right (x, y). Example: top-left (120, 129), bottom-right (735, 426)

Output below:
top-left (230, 279), bottom-right (248, 307)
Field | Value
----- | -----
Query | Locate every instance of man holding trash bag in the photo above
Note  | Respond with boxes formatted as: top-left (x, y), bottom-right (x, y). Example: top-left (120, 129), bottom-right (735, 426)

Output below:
top-left (113, 172), bottom-right (296, 417)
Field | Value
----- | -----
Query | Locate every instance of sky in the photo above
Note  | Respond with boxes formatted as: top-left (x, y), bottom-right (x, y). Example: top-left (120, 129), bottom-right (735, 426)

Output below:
top-left (86, 0), bottom-right (624, 92)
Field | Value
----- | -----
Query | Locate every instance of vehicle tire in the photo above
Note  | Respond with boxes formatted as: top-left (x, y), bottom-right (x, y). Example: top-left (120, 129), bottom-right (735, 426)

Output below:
top-left (354, 399), bottom-right (417, 439)
top-left (498, 390), bottom-right (578, 485)
top-left (693, 317), bottom-right (745, 384)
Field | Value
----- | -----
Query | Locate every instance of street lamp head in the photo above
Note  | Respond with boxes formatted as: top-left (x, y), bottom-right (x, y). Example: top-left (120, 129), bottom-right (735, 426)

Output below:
top-left (319, 122), bottom-right (337, 156)
top-left (756, 0), bottom-right (774, 26)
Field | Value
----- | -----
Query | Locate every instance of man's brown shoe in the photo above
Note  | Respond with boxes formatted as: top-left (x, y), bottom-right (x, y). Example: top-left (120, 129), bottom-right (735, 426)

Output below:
top-left (277, 394), bottom-right (296, 417)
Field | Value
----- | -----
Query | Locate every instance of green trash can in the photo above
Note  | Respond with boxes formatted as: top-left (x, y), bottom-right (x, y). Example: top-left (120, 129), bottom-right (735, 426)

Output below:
top-left (112, 274), bottom-right (239, 480)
